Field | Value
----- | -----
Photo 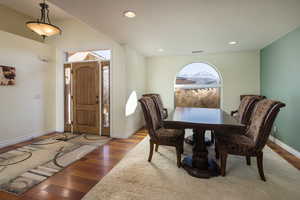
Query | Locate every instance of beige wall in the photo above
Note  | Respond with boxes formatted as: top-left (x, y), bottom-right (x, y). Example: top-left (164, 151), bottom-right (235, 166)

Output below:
top-left (46, 19), bottom-right (146, 138)
top-left (0, 4), bottom-right (259, 141)
top-left (0, 11), bottom-right (146, 142)
top-left (0, 30), bottom-right (56, 147)
top-left (0, 4), bottom-right (43, 42)
top-left (146, 50), bottom-right (260, 112)
top-left (124, 45), bottom-right (147, 137)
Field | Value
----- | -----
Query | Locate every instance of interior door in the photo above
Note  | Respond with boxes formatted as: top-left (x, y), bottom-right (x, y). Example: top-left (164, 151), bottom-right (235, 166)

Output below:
top-left (72, 61), bottom-right (100, 134)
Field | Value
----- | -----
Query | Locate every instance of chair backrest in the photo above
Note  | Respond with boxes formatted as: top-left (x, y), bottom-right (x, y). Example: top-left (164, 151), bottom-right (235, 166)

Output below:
top-left (240, 94), bottom-right (266, 101)
top-left (142, 93), bottom-right (166, 120)
top-left (237, 95), bottom-right (265, 125)
top-left (139, 97), bottom-right (161, 140)
top-left (245, 99), bottom-right (285, 151)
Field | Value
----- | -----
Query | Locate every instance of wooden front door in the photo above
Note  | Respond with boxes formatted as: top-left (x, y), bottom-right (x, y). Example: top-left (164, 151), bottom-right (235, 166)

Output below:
top-left (72, 61), bottom-right (100, 134)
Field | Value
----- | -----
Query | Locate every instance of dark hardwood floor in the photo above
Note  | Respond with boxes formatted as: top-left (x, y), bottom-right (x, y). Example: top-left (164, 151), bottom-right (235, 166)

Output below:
top-left (0, 129), bottom-right (299, 200)
top-left (267, 140), bottom-right (300, 170)
top-left (0, 130), bottom-right (147, 200)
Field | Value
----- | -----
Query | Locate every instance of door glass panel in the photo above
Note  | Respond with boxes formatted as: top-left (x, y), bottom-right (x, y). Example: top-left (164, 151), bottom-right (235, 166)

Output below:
top-left (64, 67), bottom-right (72, 126)
top-left (102, 65), bottom-right (109, 128)
top-left (66, 50), bottom-right (111, 62)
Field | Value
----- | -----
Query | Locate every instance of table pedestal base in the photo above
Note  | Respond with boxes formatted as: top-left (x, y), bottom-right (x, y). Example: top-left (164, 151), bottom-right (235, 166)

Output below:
top-left (184, 135), bottom-right (194, 145)
top-left (182, 156), bottom-right (220, 178)
top-left (185, 135), bottom-right (213, 146)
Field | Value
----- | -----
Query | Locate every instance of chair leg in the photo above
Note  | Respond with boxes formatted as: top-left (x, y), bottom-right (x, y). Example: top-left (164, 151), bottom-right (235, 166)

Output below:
top-left (211, 131), bottom-right (215, 144)
top-left (148, 141), bottom-right (154, 162)
top-left (180, 139), bottom-right (184, 154)
top-left (256, 151), bottom-right (266, 181)
top-left (181, 131), bottom-right (185, 154)
top-left (180, 144), bottom-right (184, 154)
top-left (215, 143), bottom-right (219, 159)
top-left (220, 152), bottom-right (228, 176)
top-left (155, 144), bottom-right (159, 152)
top-left (246, 156), bottom-right (251, 166)
top-left (175, 146), bottom-right (182, 168)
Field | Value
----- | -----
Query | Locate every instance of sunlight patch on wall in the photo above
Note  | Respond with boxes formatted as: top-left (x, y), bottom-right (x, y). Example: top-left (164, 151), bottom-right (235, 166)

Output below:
top-left (125, 91), bottom-right (138, 116)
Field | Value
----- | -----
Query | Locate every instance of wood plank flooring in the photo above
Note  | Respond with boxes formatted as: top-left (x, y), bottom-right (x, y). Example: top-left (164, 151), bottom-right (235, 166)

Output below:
top-left (0, 129), bottom-right (299, 200)
top-left (267, 140), bottom-right (300, 170)
top-left (0, 130), bottom-right (147, 200)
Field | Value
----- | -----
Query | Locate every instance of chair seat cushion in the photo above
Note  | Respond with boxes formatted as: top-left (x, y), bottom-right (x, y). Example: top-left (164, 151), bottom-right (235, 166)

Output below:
top-left (156, 128), bottom-right (184, 144)
top-left (216, 134), bottom-right (255, 155)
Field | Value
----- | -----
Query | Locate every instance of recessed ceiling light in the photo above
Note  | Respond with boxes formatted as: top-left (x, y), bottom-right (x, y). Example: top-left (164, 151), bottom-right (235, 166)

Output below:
top-left (158, 48), bottom-right (164, 52)
top-left (228, 41), bottom-right (238, 45)
top-left (123, 11), bottom-right (136, 18)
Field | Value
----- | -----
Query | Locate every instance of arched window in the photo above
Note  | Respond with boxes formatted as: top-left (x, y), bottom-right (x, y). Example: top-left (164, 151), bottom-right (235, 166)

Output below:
top-left (175, 63), bottom-right (222, 108)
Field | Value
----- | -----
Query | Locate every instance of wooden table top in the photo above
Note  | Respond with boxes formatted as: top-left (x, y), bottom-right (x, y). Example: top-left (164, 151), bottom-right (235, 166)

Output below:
top-left (164, 107), bottom-right (245, 131)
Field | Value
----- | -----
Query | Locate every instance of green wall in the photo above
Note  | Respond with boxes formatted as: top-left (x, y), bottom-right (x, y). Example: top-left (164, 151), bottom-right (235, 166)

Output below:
top-left (261, 27), bottom-right (300, 152)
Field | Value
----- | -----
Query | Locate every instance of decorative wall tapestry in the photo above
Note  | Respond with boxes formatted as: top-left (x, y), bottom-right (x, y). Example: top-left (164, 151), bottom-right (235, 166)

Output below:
top-left (0, 66), bottom-right (16, 86)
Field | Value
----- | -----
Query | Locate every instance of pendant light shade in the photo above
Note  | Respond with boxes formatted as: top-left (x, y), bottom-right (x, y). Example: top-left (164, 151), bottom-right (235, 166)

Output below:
top-left (26, 1), bottom-right (62, 39)
top-left (26, 22), bottom-right (61, 37)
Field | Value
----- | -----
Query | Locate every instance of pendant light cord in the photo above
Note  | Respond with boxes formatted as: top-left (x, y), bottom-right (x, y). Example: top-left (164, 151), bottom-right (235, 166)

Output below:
top-left (46, 5), bottom-right (51, 24)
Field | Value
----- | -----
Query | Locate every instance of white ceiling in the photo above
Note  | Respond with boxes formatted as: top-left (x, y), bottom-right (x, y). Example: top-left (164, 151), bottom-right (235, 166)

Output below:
top-left (0, 0), bottom-right (71, 20)
top-left (2, 0), bottom-right (300, 57)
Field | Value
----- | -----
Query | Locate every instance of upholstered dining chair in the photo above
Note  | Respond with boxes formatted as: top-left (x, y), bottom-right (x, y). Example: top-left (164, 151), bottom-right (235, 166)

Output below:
top-left (240, 94), bottom-right (266, 101)
top-left (215, 99), bottom-right (285, 181)
top-left (231, 95), bottom-right (266, 125)
top-left (142, 93), bottom-right (168, 120)
top-left (212, 95), bottom-right (265, 145)
top-left (139, 97), bottom-right (185, 167)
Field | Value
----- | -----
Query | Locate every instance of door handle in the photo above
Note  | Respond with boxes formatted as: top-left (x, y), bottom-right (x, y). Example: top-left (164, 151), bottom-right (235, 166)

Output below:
top-left (96, 96), bottom-right (99, 104)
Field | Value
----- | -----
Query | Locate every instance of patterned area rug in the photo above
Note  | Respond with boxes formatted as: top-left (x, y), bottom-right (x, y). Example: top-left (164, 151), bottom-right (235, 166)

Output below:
top-left (83, 136), bottom-right (300, 200)
top-left (0, 133), bottom-right (110, 195)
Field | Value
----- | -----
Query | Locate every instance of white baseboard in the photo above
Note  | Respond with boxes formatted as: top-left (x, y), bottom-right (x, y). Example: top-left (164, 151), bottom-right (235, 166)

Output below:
top-left (269, 135), bottom-right (300, 159)
top-left (0, 129), bottom-right (55, 148)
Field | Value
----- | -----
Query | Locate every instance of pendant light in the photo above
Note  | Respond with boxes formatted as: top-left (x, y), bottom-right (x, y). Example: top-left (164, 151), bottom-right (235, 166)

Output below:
top-left (26, 0), bottom-right (62, 39)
